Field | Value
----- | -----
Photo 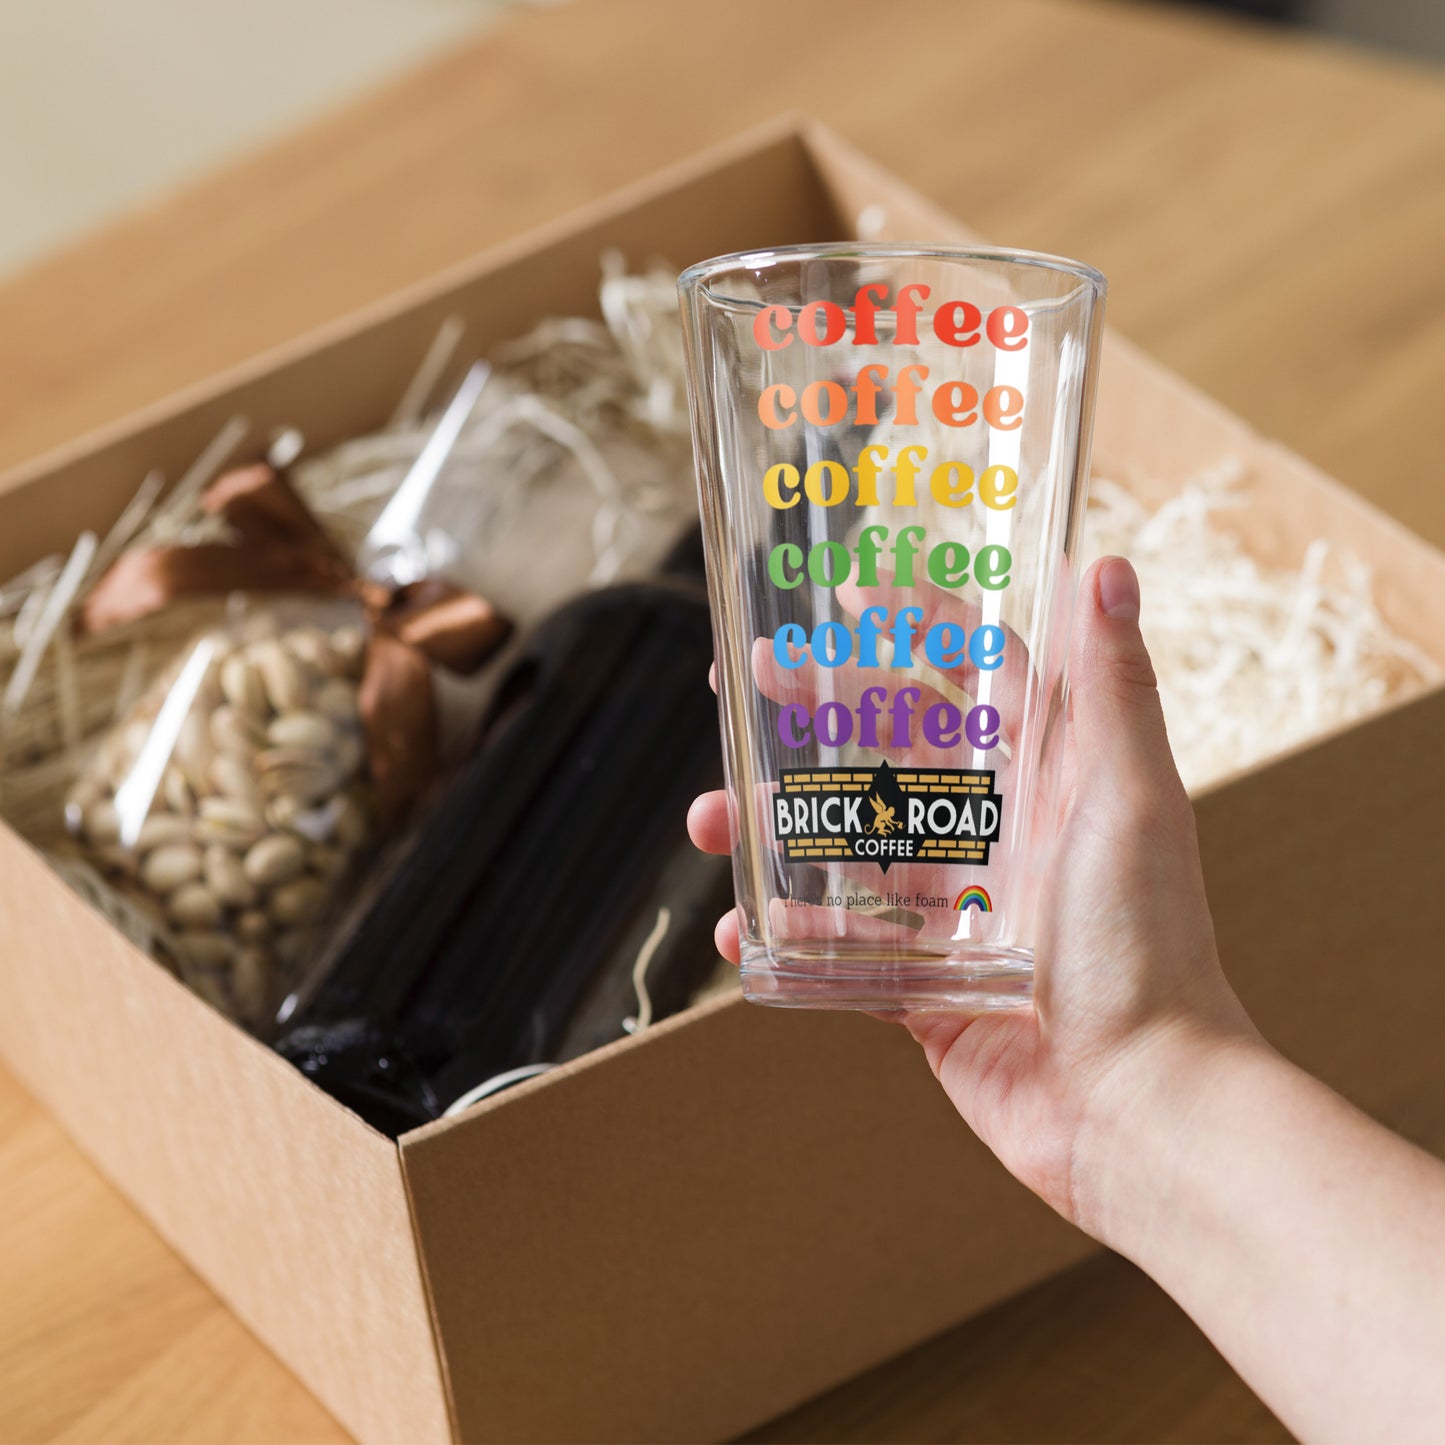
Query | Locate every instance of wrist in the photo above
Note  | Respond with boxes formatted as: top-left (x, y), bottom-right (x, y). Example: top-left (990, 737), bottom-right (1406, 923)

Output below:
top-left (1068, 1017), bottom-right (1270, 1255)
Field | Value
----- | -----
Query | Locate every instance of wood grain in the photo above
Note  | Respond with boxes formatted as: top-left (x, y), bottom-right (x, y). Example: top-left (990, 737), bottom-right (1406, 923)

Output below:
top-left (0, 1064), bottom-right (345, 1445)
top-left (0, 0), bottom-right (1441, 1440)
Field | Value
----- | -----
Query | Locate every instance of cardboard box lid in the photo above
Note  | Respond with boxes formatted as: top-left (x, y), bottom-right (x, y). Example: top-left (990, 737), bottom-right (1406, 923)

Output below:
top-left (398, 992), bottom-right (1090, 1445)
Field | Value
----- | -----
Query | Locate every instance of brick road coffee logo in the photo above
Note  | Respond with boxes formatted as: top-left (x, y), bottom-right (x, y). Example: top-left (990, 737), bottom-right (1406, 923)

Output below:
top-left (773, 760), bottom-right (1002, 874)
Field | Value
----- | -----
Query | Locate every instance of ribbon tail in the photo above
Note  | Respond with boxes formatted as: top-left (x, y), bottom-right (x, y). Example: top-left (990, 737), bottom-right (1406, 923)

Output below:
top-left (358, 630), bottom-right (440, 827)
top-left (384, 579), bottom-right (514, 676)
top-left (80, 464), bottom-right (355, 635)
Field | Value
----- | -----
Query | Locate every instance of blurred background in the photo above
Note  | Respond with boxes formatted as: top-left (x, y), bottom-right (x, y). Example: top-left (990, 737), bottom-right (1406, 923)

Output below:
top-left (0, 0), bottom-right (1440, 283)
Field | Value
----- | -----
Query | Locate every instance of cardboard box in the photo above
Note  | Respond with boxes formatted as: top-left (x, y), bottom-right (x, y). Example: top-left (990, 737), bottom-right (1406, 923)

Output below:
top-left (2, 117), bottom-right (1444, 1444)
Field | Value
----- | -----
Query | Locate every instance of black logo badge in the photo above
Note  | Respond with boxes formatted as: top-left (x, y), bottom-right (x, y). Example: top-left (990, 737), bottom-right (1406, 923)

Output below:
top-left (773, 760), bottom-right (1003, 874)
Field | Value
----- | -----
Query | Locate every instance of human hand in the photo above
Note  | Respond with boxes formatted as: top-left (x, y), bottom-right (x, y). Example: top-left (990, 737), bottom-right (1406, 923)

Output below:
top-left (687, 556), bottom-right (1260, 1238)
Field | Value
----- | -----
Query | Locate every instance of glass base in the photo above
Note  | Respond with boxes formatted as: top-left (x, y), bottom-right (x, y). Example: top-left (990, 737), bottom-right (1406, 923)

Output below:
top-left (739, 944), bottom-right (1034, 1014)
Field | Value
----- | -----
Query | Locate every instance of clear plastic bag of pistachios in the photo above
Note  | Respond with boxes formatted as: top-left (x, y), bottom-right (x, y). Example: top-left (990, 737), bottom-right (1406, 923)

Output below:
top-left (66, 600), bottom-right (375, 1028)
top-left (65, 365), bottom-right (511, 1030)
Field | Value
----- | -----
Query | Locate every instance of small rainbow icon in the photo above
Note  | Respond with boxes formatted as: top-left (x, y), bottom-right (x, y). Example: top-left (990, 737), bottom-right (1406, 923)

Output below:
top-left (953, 885), bottom-right (992, 914)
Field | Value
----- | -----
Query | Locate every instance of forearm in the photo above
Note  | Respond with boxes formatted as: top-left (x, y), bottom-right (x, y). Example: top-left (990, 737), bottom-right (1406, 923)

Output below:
top-left (1080, 1028), bottom-right (1445, 1443)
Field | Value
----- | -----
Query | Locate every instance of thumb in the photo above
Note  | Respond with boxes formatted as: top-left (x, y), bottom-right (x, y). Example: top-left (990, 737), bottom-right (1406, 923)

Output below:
top-left (1068, 557), bottom-right (1183, 803)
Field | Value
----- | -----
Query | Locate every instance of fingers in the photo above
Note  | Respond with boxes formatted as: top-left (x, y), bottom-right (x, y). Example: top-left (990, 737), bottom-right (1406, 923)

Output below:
top-left (714, 908), bottom-right (741, 964)
top-left (836, 573), bottom-right (1036, 748)
top-left (706, 888), bottom-right (921, 969)
top-left (1068, 557), bottom-right (1190, 827)
top-left (767, 898), bottom-right (919, 949)
top-left (749, 637), bottom-right (992, 770)
top-left (687, 790), bottom-right (732, 855)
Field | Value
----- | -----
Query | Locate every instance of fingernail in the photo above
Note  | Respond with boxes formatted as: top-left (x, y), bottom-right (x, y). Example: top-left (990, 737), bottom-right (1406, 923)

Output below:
top-left (1098, 557), bottom-right (1140, 622)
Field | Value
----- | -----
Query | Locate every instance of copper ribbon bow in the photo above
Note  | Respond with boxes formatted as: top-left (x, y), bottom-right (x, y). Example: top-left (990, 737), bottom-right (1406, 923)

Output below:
top-left (81, 462), bottom-right (512, 823)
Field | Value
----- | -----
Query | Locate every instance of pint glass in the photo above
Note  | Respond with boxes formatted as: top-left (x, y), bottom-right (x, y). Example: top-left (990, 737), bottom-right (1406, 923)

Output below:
top-left (679, 244), bottom-right (1105, 1011)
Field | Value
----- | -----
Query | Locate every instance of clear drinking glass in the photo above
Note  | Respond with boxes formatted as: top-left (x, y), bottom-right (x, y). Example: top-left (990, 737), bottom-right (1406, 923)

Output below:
top-left (679, 244), bottom-right (1105, 1011)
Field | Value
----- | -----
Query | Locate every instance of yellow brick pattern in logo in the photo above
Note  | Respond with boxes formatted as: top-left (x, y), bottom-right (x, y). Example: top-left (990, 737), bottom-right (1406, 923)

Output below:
top-left (783, 839), bottom-right (852, 858)
top-left (916, 839), bottom-right (989, 861)
top-left (893, 770), bottom-right (993, 796)
top-left (781, 772), bottom-right (875, 794)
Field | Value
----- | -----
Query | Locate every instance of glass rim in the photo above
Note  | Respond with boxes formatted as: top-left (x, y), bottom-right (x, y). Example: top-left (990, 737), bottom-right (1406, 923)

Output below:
top-left (677, 241), bottom-right (1107, 302)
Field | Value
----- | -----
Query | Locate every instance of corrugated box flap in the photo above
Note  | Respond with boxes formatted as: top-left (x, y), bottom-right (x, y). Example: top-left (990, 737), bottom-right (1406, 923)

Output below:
top-left (0, 827), bottom-right (450, 1444)
top-left (399, 993), bottom-right (1092, 1445)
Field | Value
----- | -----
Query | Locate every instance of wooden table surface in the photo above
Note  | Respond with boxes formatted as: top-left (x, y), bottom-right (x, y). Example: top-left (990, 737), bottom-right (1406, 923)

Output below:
top-left (1, 1), bottom-right (1441, 1440)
